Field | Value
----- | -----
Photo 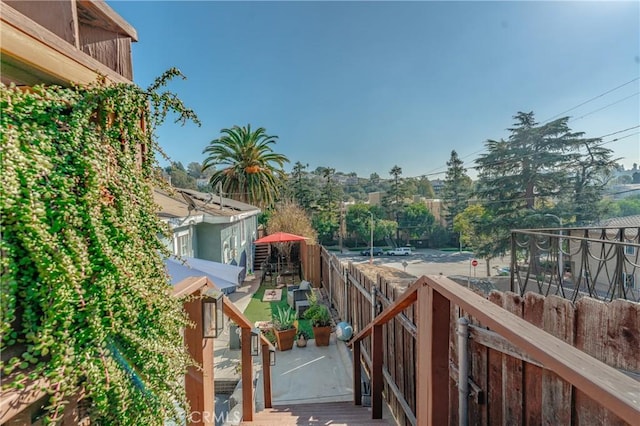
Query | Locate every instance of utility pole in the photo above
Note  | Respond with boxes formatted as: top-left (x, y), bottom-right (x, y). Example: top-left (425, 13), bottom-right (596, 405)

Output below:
top-left (370, 212), bottom-right (374, 265)
top-left (339, 202), bottom-right (346, 253)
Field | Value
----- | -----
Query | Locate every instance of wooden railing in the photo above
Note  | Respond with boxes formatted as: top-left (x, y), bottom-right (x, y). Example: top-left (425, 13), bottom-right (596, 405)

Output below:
top-left (349, 275), bottom-right (640, 425)
top-left (173, 276), bottom-right (272, 425)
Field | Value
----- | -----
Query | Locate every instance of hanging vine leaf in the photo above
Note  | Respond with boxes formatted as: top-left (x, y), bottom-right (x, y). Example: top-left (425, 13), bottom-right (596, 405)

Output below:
top-left (1, 72), bottom-right (199, 425)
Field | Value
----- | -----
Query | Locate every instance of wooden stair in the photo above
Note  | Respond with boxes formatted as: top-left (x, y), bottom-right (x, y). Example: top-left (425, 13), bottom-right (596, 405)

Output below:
top-left (241, 401), bottom-right (395, 425)
top-left (254, 244), bottom-right (270, 271)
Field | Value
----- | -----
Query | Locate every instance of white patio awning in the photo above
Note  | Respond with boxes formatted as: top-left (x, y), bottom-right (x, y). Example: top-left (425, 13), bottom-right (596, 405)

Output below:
top-left (164, 257), bottom-right (245, 295)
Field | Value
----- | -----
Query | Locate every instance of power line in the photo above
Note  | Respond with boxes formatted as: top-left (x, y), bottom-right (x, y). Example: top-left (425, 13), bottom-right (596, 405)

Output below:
top-left (425, 78), bottom-right (640, 178)
top-left (419, 125), bottom-right (639, 178)
top-left (568, 92), bottom-right (639, 123)
top-left (541, 77), bottom-right (640, 123)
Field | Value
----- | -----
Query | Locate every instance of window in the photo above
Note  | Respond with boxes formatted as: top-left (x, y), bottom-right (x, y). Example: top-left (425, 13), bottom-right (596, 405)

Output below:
top-left (623, 272), bottom-right (636, 289)
top-left (625, 240), bottom-right (636, 255)
top-left (174, 230), bottom-right (190, 257)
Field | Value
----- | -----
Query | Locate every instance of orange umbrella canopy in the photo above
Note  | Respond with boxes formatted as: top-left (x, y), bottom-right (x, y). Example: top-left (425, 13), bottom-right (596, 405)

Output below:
top-left (254, 232), bottom-right (308, 244)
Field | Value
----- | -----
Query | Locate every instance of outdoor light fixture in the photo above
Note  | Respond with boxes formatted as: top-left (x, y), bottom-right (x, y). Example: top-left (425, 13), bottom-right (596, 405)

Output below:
top-left (250, 327), bottom-right (261, 356)
top-left (202, 288), bottom-right (224, 339)
top-left (269, 345), bottom-right (276, 366)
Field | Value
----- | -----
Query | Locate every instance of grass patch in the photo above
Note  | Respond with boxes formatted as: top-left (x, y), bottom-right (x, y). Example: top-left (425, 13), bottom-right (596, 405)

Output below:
top-left (242, 284), bottom-right (313, 338)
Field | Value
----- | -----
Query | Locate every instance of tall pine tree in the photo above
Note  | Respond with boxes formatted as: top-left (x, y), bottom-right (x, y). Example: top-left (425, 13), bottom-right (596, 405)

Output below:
top-left (441, 150), bottom-right (472, 230)
top-left (475, 111), bottom-right (616, 257)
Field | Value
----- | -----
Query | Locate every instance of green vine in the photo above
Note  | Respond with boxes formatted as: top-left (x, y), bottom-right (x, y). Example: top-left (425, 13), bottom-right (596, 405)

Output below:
top-left (1, 69), bottom-right (200, 424)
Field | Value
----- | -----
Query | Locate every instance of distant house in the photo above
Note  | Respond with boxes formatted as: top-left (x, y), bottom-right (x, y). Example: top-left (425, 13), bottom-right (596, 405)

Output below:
top-left (563, 215), bottom-right (640, 299)
top-left (430, 178), bottom-right (445, 195)
top-left (154, 188), bottom-right (261, 276)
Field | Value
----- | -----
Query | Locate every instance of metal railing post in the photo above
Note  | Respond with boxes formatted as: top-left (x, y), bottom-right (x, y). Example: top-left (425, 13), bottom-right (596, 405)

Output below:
top-left (457, 317), bottom-right (469, 426)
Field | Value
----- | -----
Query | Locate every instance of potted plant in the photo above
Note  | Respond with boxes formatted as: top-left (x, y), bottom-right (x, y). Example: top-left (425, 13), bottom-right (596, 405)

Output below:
top-left (272, 306), bottom-right (297, 351)
top-left (296, 330), bottom-right (310, 347)
top-left (304, 293), bottom-right (332, 346)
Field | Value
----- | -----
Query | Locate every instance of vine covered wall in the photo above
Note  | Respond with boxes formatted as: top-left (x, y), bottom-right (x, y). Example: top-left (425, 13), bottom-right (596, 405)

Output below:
top-left (1, 70), bottom-right (199, 424)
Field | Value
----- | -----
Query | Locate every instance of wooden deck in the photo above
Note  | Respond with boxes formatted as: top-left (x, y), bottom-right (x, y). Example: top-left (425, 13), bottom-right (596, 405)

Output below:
top-left (241, 402), bottom-right (396, 425)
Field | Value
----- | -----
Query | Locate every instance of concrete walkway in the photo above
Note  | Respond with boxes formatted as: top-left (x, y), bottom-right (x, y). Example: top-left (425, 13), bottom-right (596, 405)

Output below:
top-left (214, 273), bottom-right (394, 424)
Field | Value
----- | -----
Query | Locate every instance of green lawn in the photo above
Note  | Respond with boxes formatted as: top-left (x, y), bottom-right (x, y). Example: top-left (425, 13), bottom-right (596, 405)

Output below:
top-left (242, 284), bottom-right (313, 338)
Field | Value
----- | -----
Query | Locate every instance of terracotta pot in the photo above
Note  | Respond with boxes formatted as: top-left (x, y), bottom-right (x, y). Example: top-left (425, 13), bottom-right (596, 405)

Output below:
top-left (312, 326), bottom-right (331, 346)
top-left (275, 328), bottom-right (296, 351)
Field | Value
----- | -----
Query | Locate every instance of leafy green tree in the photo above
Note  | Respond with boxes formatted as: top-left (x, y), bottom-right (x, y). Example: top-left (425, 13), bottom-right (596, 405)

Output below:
top-left (289, 161), bottom-right (319, 210)
top-left (167, 162), bottom-right (197, 189)
top-left (416, 176), bottom-right (435, 198)
top-left (475, 112), bottom-right (615, 257)
top-left (562, 137), bottom-right (618, 224)
top-left (187, 161), bottom-right (203, 178)
top-left (615, 175), bottom-right (632, 184)
top-left (312, 210), bottom-right (339, 245)
top-left (453, 204), bottom-right (495, 271)
top-left (441, 150), bottom-right (472, 230)
top-left (399, 202), bottom-right (435, 241)
top-left (202, 124), bottom-right (289, 208)
top-left (346, 203), bottom-right (373, 246)
top-left (386, 165), bottom-right (405, 243)
top-left (600, 195), bottom-right (640, 218)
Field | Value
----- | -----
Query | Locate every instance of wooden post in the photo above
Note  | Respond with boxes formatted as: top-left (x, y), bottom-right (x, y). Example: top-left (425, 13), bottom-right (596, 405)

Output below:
top-left (183, 297), bottom-right (216, 425)
top-left (416, 283), bottom-right (450, 425)
top-left (354, 341), bottom-right (362, 406)
top-left (261, 343), bottom-right (272, 409)
top-left (202, 338), bottom-right (215, 426)
top-left (371, 324), bottom-right (384, 419)
top-left (241, 328), bottom-right (254, 422)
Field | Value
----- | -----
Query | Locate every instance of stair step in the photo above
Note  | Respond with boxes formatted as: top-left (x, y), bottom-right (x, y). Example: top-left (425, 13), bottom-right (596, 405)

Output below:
top-left (241, 401), bottom-right (395, 425)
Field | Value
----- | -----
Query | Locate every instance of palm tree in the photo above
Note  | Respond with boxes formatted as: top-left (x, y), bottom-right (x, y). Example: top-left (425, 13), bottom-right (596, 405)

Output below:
top-left (202, 125), bottom-right (289, 208)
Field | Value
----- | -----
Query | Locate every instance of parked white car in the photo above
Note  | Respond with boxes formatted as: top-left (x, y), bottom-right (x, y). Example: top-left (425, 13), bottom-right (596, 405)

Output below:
top-left (386, 247), bottom-right (412, 256)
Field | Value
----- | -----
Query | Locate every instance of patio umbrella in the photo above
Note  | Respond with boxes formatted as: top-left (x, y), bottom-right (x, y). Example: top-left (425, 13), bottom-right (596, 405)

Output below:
top-left (254, 232), bottom-right (308, 277)
top-left (254, 231), bottom-right (309, 244)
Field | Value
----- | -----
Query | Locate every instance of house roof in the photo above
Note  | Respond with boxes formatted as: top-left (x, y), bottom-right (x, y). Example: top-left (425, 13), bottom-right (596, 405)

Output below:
top-left (598, 215), bottom-right (640, 227)
top-left (154, 187), bottom-right (261, 224)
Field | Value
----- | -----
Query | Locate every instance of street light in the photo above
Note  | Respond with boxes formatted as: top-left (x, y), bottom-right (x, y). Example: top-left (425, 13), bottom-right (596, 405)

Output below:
top-left (369, 212), bottom-right (374, 265)
top-left (545, 214), bottom-right (563, 284)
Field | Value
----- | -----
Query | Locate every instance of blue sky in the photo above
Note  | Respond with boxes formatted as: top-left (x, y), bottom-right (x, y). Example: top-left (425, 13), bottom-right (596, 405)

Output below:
top-left (111, 1), bottom-right (639, 179)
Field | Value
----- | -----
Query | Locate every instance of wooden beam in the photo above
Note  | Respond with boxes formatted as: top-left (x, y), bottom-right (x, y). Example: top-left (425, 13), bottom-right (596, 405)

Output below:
top-left (416, 283), bottom-right (450, 425)
top-left (202, 338), bottom-right (214, 426)
top-left (183, 297), bottom-right (204, 426)
top-left (371, 324), bottom-right (384, 419)
top-left (0, 375), bottom-right (48, 423)
top-left (424, 275), bottom-right (640, 425)
top-left (0, 2), bottom-right (130, 86)
top-left (77, 0), bottom-right (138, 41)
top-left (353, 341), bottom-right (362, 406)
top-left (4, 0), bottom-right (80, 47)
top-left (241, 329), bottom-right (254, 422)
top-left (261, 342), bottom-right (272, 409)
top-left (350, 277), bottom-right (424, 345)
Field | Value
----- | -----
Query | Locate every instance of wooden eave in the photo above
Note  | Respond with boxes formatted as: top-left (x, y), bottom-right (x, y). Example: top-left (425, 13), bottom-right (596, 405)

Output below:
top-left (0, 1), bottom-right (131, 86)
top-left (77, 0), bottom-right (138, 41)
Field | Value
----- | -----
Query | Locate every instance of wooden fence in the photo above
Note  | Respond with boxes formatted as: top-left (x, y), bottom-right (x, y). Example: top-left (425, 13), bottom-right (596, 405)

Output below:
top-left (318, 247), bottom-right (639, 425)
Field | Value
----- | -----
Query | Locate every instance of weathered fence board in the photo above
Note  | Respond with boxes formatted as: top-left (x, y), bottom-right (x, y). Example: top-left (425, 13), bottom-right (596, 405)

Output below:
top-left (523, 292), bottom-right (545, 425)
top-left (575, 297), bottom-right (609, 425)
top-left (502, 292), bottom-right (524, 425)
top-left (487, 291), bottom-right (504, 425)
top-left (317, 248), bottom-right (639, 426)
top-left (541, 296), bottom-right (574, 425)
